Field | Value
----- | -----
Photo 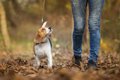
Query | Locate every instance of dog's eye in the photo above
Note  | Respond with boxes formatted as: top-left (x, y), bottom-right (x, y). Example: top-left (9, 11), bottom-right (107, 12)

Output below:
top-left (42, 28), bottom-right (45, 31)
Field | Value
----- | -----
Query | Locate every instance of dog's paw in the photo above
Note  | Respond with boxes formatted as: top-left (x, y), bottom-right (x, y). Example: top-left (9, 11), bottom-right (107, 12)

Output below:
top-left (33, 64), bottom-right (39, 69)
top-left (47, 64), bottom-right (53, 69)
top-left (33, 62), bottom-right (40, 69)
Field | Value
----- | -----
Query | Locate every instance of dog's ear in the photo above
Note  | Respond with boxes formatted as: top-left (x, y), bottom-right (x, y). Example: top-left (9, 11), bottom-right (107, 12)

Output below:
top-left (42, 21), bottom-right (47, 28)
top-left (34, 29), bottom-right (44, 43)
top-left (34, 32), bottom-right (44, 43)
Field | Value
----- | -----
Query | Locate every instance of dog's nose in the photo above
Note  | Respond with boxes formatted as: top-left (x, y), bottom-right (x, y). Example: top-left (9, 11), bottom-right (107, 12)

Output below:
top-left (48, 27), bottom-right (51, 30)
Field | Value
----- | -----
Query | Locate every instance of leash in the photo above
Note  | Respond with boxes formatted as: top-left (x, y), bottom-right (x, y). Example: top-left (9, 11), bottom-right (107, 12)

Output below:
top-left (41, 0), bottom-right (46, 23)
top-left (41, 0), bottom-right (54, 46)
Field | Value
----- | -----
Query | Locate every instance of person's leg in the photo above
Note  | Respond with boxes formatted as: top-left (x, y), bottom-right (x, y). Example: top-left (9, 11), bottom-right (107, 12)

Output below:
top-left (88, 0), bottom-right (104, 67)
top-left (71, 0), bottom-right (87, 65)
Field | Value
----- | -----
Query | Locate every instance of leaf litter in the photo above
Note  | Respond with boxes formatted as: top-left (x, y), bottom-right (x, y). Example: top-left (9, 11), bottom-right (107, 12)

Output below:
top-left (0, 49), bottom-right (120, 80)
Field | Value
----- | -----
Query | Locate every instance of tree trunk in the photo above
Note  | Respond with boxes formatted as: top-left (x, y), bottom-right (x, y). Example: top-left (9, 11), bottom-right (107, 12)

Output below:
top-left (2, 0), bottom-right (38, 28)
top-left (0, 1), bottom-right (11, 49)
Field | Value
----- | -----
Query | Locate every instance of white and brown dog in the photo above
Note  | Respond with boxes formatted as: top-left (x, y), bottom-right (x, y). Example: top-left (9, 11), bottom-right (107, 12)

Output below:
top-left (33, 22), bottom-right (53, 68)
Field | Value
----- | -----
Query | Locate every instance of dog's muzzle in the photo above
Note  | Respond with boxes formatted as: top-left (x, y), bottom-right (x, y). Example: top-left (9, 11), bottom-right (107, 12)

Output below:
top-left (48, 27), bottom-right (52, 31)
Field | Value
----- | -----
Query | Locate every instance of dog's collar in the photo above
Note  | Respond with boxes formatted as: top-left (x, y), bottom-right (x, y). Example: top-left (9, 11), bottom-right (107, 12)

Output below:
top-left (35, 41), bottom-right (47, 45)
top-left (35, 38), bottom-right (51, 45)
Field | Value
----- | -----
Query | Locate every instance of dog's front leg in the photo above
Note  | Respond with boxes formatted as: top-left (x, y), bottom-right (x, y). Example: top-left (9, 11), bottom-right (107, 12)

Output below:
top-left (47, 52), bottom-right (53, 68)
top-left (34, 56), bottom-right (40, 68)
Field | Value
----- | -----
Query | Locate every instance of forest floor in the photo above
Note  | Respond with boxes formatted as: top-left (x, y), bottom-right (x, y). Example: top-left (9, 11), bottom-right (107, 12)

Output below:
top-left (0, 49), bottom-right (120, 80)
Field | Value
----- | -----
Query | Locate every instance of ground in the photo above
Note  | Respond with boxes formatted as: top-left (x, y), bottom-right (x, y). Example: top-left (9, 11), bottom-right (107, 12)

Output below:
top-left (0, 48), bottom-right (120, 80)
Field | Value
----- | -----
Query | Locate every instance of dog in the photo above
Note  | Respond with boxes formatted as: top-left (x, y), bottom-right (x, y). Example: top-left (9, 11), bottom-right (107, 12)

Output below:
top-left (33, 21), bottom-right (53, 68)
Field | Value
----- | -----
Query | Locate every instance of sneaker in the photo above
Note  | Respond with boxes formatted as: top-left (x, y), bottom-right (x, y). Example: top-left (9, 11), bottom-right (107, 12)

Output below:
top-left (87, 60), bottom-right (97, 70)
top-left (74, 55), bottom-right (82, 66)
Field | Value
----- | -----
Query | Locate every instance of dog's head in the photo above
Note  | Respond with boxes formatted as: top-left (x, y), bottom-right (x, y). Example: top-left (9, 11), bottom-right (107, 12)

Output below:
top-left (34, 22), bottom-right (53, 43)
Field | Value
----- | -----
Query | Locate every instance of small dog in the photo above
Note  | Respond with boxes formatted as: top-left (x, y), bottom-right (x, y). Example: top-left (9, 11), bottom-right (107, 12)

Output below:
top-left (33, 21), bottom-right (53, 68)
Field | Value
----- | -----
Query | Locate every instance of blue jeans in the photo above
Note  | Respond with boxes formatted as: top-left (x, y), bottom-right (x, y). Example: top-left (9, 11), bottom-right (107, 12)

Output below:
top-left (71, 0), bottom-right (104, 63)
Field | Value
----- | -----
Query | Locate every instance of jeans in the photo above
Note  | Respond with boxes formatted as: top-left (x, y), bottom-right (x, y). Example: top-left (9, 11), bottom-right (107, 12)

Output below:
top-left (71, 0), bottom-right (104, 63)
